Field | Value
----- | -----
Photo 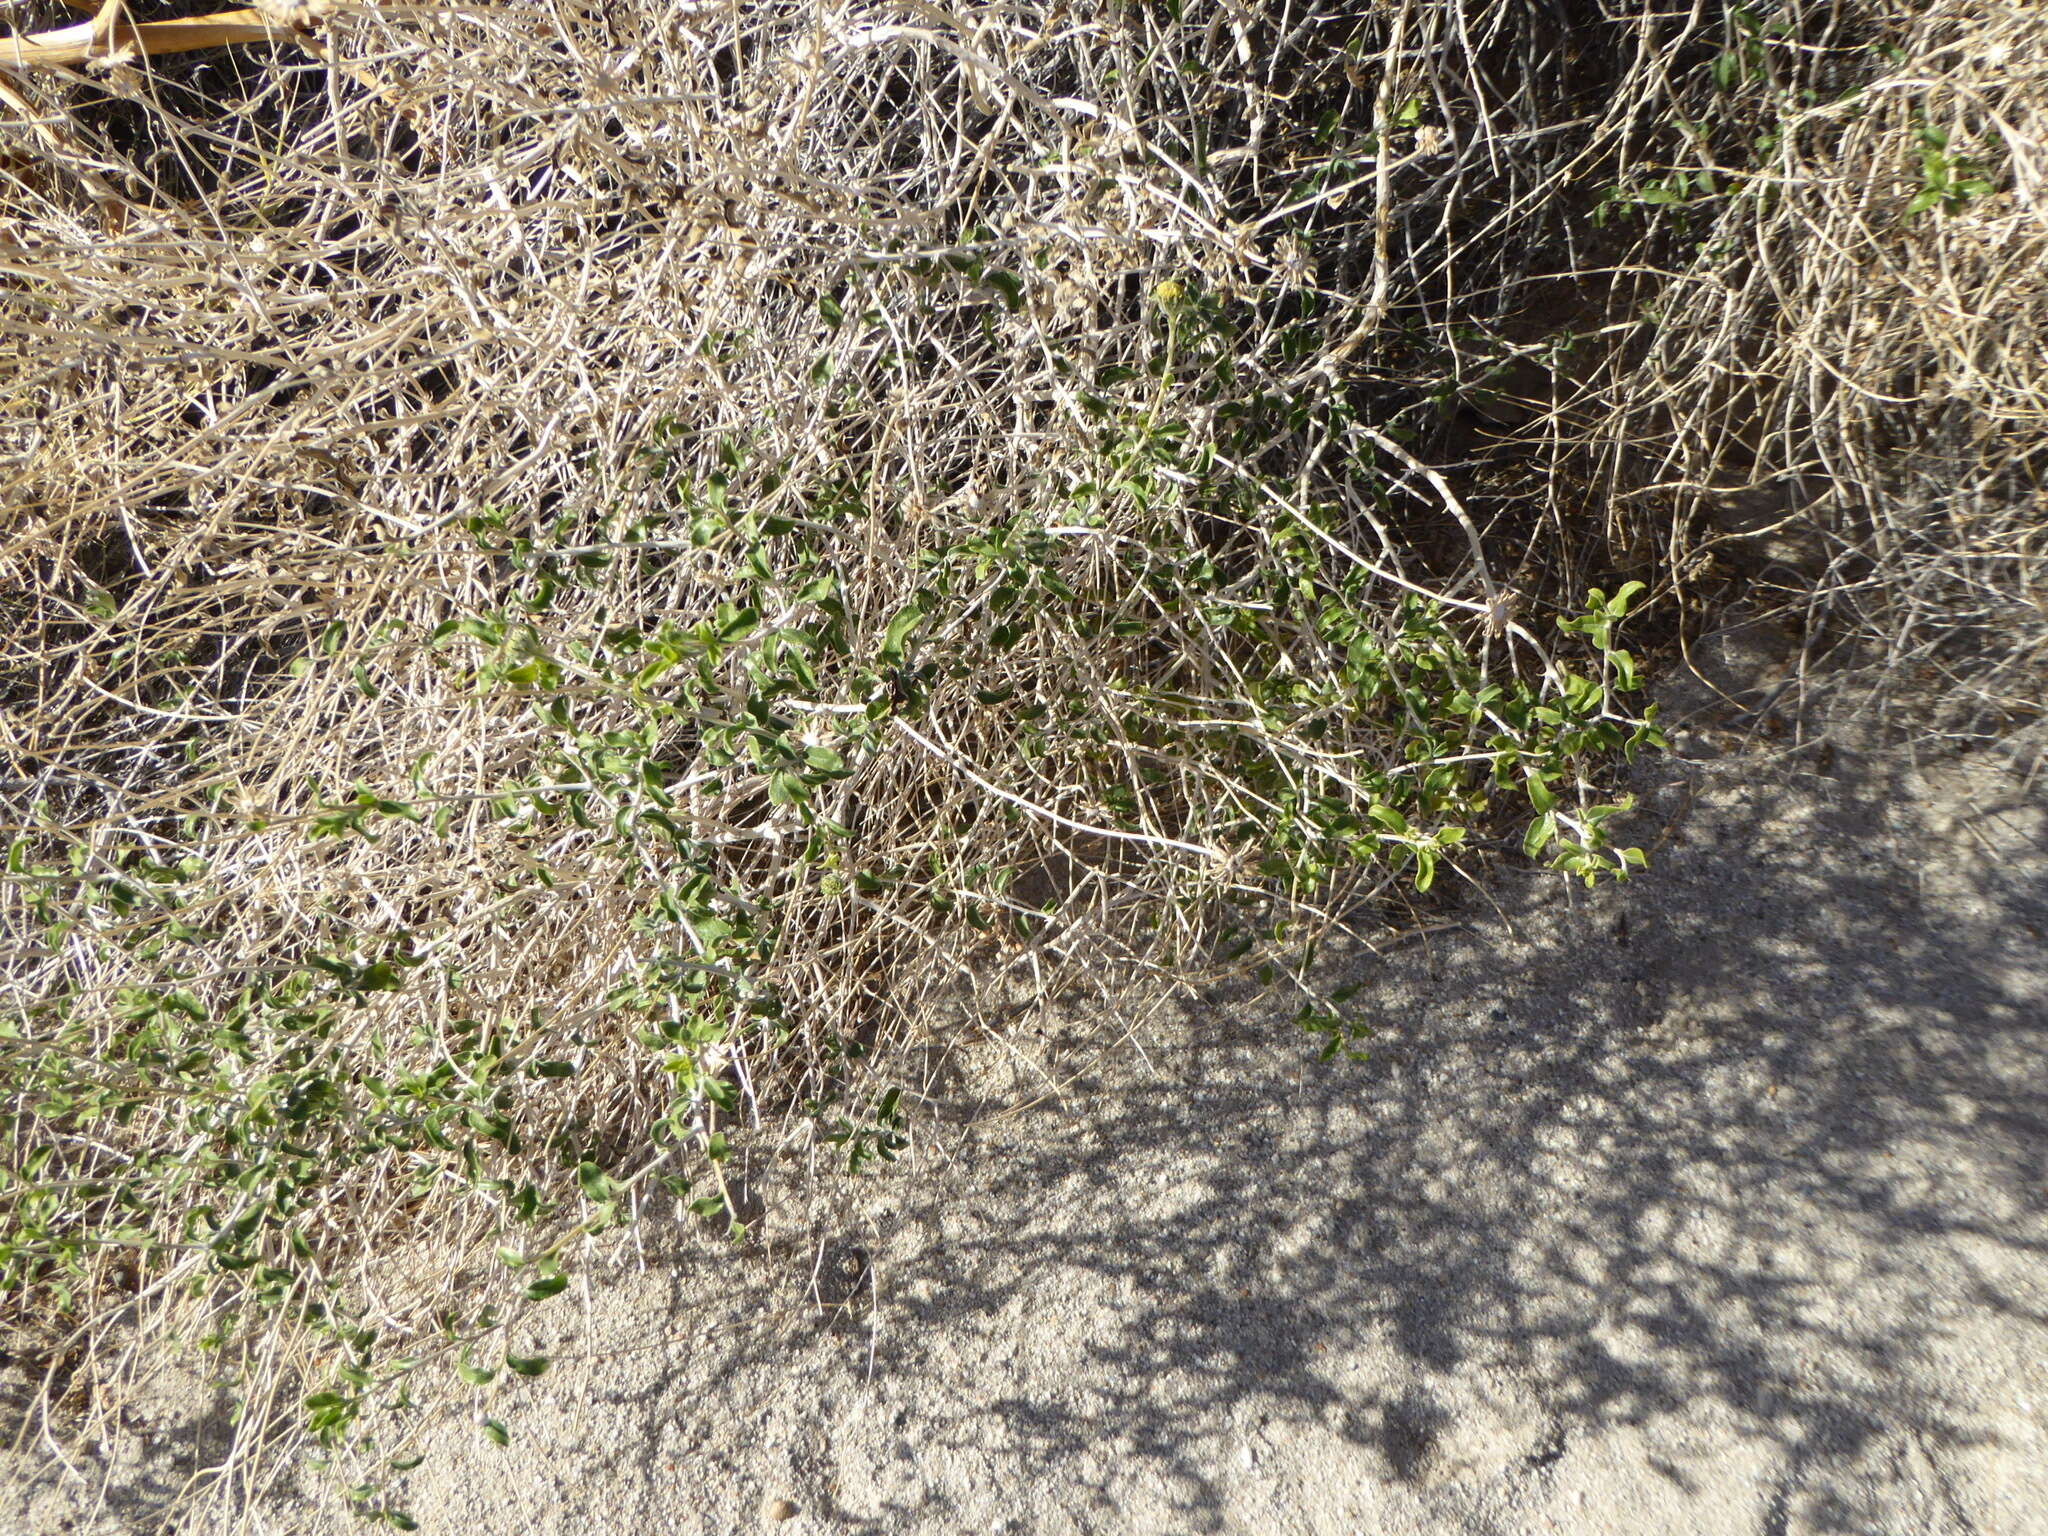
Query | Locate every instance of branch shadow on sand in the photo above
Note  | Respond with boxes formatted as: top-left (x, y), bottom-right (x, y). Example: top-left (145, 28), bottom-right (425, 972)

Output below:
top-left (631, 709), bottom-right (2048, 1534)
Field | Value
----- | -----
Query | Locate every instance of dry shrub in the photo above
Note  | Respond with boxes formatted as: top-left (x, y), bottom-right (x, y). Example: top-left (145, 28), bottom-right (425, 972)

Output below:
top-left (0, 0), bottom-right (2036, 1519)
top-left (1562, 0), bottom-right (2048, 728)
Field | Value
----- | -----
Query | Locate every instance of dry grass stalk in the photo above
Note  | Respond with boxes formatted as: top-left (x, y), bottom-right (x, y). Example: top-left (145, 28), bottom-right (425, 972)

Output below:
top-left (2, 4), bottom-right (316, 71)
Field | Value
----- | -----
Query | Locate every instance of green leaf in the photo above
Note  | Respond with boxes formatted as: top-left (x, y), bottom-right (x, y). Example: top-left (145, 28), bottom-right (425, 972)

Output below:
top-left (481, 1419), bottom-right (509, 1447)
top-left (524, 1274), bottom-right (569, 1301)
top-left (878, 600), bottom-right (928, 663)
top-left (985, 269), bottom-right (1024, 311)
top-left (505, 1354), bottom-right (549, 1377)
top-left (1606, 580), bottom-right (1646, 617)
top-left (358, 962), bottom-right (405, 992)
top-left (1523, 812), bottom-right (1558, 858)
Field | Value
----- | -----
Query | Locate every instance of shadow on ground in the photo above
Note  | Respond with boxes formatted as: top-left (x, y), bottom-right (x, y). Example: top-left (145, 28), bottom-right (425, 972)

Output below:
top-left (602, 691), bottom-right (2048, 1535)
top-left (27, 649), bottom-right (2044, 1536)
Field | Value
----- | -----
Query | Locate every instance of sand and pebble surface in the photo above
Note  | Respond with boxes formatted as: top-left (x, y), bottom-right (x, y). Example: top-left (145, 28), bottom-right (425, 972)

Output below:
top-left (8, 624), bottom-right (2046, 1535)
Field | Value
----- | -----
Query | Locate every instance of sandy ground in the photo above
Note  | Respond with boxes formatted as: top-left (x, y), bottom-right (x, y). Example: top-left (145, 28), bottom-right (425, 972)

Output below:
top-left (8, 625), bottom-right (2047, 1536)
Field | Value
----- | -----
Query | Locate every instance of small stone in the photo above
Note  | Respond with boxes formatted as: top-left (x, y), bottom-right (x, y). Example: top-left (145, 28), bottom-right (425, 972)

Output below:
top-left (765, 1498), bottom-right (799, 1522)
